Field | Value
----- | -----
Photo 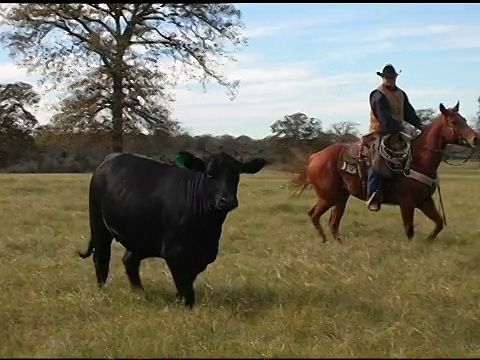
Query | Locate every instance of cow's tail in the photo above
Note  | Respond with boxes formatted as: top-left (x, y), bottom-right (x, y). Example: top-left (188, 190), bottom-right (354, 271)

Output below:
top-left (78, 168), bottom-right (104, 259)
top-left (78, 238), bottom-right (94, 258)
top-left (281, 149), bottom-right (312, 198)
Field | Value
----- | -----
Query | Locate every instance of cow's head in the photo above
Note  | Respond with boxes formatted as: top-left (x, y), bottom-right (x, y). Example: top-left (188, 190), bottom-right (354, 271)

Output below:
top-left (176, 150), bottom-right (267, 212)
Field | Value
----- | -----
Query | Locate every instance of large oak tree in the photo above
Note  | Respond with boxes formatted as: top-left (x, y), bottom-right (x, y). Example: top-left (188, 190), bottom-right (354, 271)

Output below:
top-left (0, 3), bottom-right (247, 151)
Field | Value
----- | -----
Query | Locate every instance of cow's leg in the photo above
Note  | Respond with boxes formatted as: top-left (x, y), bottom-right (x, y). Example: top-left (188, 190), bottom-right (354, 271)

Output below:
top-left (167, 259), bottom-right (205, 309)
top-left (417, 196), bottom-right (444, 242)
top-left (122, 250), bottom-right (143, 289)
top-left (164, 259), bottom-right (185, 303)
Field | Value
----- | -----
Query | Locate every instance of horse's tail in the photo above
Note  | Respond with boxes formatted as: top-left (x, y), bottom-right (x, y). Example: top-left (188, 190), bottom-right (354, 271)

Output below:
top-left (281, 149), bottom-right (312, 198)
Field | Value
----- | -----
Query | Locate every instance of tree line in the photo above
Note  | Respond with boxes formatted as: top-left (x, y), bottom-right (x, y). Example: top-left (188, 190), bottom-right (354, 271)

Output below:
top-left (0, 4), bottom-right (478, 173)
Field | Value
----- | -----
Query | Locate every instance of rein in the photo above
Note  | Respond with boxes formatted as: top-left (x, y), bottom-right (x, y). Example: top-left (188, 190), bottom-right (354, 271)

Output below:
top-left (422, 142), bottom-right (475, 167)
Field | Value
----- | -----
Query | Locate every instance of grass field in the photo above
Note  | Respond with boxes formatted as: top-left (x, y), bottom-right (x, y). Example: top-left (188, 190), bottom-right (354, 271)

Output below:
top-left (1, 162), bottom-right (480, 358)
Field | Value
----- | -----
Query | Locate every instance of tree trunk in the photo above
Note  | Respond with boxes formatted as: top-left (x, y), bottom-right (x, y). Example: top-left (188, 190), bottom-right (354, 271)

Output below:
top-left (111, 71), bottom-right (123, 153)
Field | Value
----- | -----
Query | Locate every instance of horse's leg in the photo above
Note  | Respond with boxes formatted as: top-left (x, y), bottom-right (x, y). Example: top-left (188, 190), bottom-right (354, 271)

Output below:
top-left (328, 193), bottom-right (350, 243)
top-left (417, 196), bottom-right (444, 242)
top-left (309, 198), bottom-right (333, 243)
top-left (399, 202), bottom-right (415, 240)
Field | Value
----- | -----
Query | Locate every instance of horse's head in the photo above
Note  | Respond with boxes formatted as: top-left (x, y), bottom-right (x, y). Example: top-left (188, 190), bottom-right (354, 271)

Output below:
top-left (438, 101), bottom-right (478, 147)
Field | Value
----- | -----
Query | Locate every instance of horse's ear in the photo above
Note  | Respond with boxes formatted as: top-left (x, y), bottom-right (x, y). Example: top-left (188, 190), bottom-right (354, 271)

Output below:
top-left (453, 101), bottom-right (460, 112)
top-left (439, 103), bottom-right (448, 115)
top-left (176, 151), bottom-right (205, 172)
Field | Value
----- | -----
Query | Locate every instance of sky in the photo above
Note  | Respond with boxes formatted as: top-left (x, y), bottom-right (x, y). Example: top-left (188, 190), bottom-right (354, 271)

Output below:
top-left (1, 3), bottom-right (480, 138)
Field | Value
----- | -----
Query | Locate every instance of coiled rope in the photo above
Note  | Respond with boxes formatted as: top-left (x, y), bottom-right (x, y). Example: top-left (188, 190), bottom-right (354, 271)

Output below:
top-left (379, 133), bottom-right (412, 174)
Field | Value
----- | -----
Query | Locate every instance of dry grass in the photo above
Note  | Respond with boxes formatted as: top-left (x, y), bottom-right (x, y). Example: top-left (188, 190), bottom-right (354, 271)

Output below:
top-left (1, 163), bottom-right (480, 358)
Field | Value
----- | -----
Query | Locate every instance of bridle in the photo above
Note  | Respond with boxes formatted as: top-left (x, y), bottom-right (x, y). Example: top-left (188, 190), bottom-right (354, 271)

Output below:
top-left (418, 115), bottom-right (475, 167)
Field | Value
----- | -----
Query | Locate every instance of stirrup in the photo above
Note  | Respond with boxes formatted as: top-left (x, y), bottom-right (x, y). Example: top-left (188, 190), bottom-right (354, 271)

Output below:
top-left (366, 192), bottom-right (381, 211)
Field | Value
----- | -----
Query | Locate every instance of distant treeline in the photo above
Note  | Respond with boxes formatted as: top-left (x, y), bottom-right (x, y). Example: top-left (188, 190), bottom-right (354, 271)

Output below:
top-left (2, 125), bottom-right (477, 174)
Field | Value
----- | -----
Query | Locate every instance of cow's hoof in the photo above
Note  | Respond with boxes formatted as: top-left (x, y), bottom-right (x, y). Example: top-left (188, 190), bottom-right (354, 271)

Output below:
top-left (130, 285), bottom-right (143, 292)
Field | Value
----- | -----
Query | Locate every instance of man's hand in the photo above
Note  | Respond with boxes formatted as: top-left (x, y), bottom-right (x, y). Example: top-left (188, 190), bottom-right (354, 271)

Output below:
top-left (385, 120), bottom-right (401, 135)
top-left (412, 125), bottom-right (424, 138)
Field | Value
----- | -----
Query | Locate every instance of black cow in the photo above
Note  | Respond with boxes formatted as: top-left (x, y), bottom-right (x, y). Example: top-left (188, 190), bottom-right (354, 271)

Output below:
top-left (78, 151), bottom-right (266, 308)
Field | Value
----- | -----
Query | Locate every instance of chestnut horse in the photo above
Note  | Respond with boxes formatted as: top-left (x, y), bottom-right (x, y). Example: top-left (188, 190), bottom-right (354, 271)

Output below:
top-left (287, 102), bottom-right (478, 242)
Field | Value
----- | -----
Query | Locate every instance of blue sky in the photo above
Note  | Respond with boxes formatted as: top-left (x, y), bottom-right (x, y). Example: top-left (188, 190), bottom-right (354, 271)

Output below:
top-left (1, 3), bottom-right (480, 138)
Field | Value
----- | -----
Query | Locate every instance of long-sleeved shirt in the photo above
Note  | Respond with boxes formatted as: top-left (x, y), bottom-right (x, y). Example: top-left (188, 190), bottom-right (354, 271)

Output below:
top-left (369, 88), bottom-right (423, 134)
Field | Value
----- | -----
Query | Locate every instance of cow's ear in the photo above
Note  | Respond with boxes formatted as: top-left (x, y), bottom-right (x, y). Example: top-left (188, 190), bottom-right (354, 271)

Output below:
top-left (176, 152), bottom-right (205, 172)
top-left (240, 158), bottom-right (267, 174)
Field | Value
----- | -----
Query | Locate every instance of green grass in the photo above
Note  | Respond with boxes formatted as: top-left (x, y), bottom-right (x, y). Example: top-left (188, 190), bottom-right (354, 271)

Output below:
top-left (1, 163), bottom-right (480, 358)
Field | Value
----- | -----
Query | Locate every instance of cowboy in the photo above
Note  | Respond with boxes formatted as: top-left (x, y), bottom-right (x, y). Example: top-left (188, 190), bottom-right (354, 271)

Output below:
top-left (366, 63), bottom-right (424, 211)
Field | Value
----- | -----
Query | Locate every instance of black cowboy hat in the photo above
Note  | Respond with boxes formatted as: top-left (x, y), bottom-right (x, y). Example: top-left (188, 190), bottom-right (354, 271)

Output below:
top-left (376, 63), bottom-right (401, 78)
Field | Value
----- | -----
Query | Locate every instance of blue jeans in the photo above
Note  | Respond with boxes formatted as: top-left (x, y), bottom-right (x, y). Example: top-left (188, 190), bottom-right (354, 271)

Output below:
top-left (367, 167), bottom-right (380, 198)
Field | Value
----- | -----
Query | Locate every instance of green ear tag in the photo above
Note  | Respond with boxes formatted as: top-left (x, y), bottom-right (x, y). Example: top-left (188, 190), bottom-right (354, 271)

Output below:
top-left (176, 154), bottom-right (187, 167)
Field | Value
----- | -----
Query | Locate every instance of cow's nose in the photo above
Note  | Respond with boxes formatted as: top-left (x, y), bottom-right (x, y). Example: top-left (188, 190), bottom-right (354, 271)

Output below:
top-left (218, 197), bottom-right (227, 208)
top-left (217, 197), bottom-right (238, 211)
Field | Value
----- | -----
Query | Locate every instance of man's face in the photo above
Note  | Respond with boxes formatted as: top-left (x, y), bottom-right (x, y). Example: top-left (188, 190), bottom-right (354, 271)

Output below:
top-left (382, 75), bottom-right (397, 88)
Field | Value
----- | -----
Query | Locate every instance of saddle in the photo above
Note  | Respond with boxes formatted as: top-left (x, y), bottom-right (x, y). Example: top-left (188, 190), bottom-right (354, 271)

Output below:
top-left (344, 136), bottom-right (371, 159)
top-left (340, 133), bottom-right (376, 178)
top-left (340, 132), bottom-right (412, 199)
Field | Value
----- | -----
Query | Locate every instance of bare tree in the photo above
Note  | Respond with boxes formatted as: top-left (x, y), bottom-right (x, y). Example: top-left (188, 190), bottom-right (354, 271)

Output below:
top-left (0, 3), bottom-right (247, 152)
top-left (416, 108), bottom-right (436, 126)
top-left (329, 121), bottom-right (360, 137)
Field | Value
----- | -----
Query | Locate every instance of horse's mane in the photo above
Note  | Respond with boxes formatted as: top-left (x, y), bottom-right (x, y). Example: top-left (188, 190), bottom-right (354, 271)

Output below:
top-left (425, 112), bottom-right (444, 129)
top-left (411, 113), bottom-right (444, 144)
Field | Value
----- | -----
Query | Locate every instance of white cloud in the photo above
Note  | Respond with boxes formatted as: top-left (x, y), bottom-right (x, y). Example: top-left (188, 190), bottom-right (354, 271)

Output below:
top-left (315, 22), bottom-right (480, 60)
top-left (407, 87), bottom-right (459, 98)
top-left (243, 24), bottom-right (287, 38)
top-left (315, 23), bottom-right (458, 45)
top-left (439, 36), bottom-right (480, 50)
top-left (368, 24), bottom-right (455, 42)
top-left (170, 57), bottom-right (377, 137)
top-left (243, 10), bottom-right (369, 39)
top-left (328, 41), bottom-right (396, 61)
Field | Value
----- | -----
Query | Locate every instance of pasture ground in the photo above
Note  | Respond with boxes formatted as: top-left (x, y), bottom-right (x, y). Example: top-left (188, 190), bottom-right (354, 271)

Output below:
top-left (1, 163), bottom-right (480, 357)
